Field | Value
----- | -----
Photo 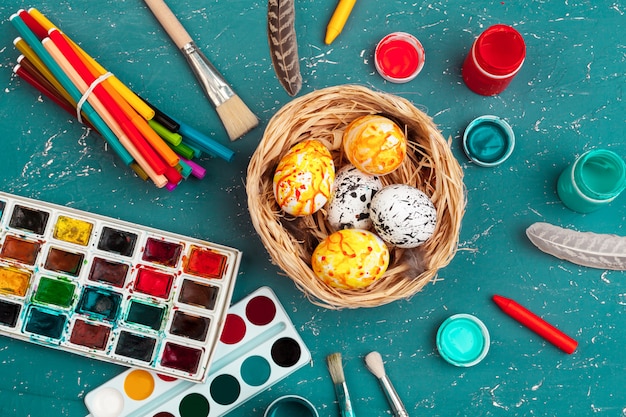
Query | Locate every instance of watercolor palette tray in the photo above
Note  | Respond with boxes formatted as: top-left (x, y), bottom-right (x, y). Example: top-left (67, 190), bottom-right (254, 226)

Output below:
top-left (0, 191), bottom-right (241, 382)
top-left (84, 286), bottom-right (311, 417)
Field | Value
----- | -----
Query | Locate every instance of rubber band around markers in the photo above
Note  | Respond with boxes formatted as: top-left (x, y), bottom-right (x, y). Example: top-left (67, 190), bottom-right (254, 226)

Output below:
top-left (76, 71), bottom-right (113, 123)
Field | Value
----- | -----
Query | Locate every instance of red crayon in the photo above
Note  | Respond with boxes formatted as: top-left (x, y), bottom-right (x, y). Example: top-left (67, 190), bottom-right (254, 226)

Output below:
top-left (492, 295), bottom-right (578, 354)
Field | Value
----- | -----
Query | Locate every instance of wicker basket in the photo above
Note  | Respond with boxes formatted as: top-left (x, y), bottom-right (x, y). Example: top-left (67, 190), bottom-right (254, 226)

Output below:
top-left (246, 85), bottom-right (465, 309)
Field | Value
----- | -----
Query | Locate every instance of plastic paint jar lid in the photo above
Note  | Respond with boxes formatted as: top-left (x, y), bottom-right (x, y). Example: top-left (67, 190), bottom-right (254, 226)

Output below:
top-left (474, 24), bottom-right (525, 76)
top-left (265, 395), bottom-right (319, 417)
top-left (375, 32), bottom-right (425, 83)
top-left (557, 149), bottom-right (626, 213)
top-left (436, 314), bottom-right (490, 367)
top-left (461, 24), bottom-right (526, 95)
top-left (463, 115), bottom-right (515, 167)
top-left (572, 149), bottom-right (626, 200)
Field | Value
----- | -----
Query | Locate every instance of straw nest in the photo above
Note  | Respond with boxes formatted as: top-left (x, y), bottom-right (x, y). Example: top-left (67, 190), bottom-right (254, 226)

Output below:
top-left (246, 85), bottom-right (465, 309)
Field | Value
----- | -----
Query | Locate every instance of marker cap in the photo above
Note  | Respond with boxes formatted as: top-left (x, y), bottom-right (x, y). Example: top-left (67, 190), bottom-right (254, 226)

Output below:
top-left (463, 115), bottom-right (515, 167)
top-left (436, 314), bottom-right (490, 367)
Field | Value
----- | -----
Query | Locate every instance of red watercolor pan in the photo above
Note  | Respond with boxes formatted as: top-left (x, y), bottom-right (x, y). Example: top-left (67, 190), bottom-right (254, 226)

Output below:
top-left (0, 191), bottom-right (242, 383)
top-left (84, 287), bottom-right (311, 417)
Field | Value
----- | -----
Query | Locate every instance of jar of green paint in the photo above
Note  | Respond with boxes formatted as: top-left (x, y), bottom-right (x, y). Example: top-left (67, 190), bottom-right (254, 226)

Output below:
top-left (557, 149), bottom-right (626, 213)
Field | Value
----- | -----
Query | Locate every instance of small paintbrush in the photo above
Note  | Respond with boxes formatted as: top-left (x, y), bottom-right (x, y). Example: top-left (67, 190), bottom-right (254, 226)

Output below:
top-left (143, 0), bottom-right (258, 141)
top-left (326, 352), bottom-right (356, 417)
top-left (364, 351), bottom-right (409, 417)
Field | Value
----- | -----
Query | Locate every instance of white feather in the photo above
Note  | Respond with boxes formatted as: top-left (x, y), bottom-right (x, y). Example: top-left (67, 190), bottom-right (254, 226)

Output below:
top-left (526, 222), bottom-right (626, 270)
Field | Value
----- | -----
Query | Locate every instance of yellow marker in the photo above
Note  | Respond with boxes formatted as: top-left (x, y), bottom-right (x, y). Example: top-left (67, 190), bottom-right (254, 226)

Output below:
top-left (28, 7), bottom-right (156, 121)
top-left (325, 0), bottom-right (357, 45)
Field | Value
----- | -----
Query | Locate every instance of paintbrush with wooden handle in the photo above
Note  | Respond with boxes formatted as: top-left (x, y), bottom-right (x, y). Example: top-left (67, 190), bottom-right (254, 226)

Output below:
top-left (143, 0), bottom-right (258, 141)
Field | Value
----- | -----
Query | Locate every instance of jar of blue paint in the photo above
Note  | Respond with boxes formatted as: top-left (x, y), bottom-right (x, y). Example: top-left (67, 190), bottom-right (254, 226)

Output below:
top-left (557, 149), bottom-right (626, 213)
top-left (463, 115), bottom-right (515, 167)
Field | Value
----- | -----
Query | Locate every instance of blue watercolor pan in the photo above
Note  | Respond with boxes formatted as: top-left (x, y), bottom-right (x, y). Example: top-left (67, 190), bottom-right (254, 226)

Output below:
top-left (84, 286), bottom-right (311, 417)
top-left (0, 191), bottom-right (241, 382)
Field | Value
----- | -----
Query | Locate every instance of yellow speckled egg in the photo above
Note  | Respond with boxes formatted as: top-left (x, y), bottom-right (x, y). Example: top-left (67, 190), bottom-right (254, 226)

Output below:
top-left (273, 139), bottom-right (335, 216)
top-left (312, 229), bottom-right (390, 290)
top-left (343, 115), bottom-right (407, 175)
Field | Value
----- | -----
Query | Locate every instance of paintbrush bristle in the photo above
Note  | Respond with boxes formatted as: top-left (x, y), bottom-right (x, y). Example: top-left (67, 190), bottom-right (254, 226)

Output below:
top-left (364, 351), bottom-right (386, 379)
top-left (326, 352), bottom-right (346, 385)
top-left (215, 94), bottom-right (258, 141)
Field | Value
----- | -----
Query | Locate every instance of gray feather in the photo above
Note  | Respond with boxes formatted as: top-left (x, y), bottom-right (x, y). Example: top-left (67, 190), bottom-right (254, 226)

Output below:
top-left (526, 222), bottom-right (626, 270)
top-left (267, 0), bottom-right (302, 96)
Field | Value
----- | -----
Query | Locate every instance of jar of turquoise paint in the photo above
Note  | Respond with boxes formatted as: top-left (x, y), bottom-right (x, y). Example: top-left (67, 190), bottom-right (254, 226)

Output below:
top-left (557, 149), bottom-right (626, 213)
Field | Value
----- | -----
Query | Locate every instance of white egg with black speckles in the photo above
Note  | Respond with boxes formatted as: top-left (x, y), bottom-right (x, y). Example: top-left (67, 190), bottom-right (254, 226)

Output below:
top-left (370, 184), bottom-right (437, 248)
top-left (327, 165), bottom-right (383, 230)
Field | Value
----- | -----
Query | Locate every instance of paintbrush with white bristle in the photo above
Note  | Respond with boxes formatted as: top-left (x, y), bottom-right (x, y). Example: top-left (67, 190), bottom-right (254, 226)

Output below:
top-left (326, 352), bottom-right (356, 417)
top-left (143, 0), bottom-right (258, 141)
top-left (364, 351), bottom-right (409, 417)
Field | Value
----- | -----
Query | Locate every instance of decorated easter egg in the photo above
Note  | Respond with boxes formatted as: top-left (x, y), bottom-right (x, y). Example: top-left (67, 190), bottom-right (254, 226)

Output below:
top-left (327, 165), bottom-right (383, 230)
top-left (370, 184), bottom-right (437, 248)
top-left (342, 115), bottom-right (407, 175)
top-left (311, 229), bottom-right (389, 290)
top-left (273, 140), bottom-right (335, 216)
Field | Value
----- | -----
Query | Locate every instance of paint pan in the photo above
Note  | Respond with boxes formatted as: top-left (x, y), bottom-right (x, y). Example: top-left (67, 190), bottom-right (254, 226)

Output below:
top-left (0, 191), bottom-right (241, 382)
top-left (83, 286), bottom-right (311, 417)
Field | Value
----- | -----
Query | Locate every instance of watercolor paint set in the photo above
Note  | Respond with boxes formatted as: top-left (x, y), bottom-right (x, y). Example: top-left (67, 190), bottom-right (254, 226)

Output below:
top-left (84, 286), bottom-right (311, 417)
top-left (0, 191), bottom-right (241, 382)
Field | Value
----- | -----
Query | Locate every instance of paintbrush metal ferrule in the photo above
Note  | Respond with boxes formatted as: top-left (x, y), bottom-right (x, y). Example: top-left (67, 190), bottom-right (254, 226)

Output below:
top-left (181, 42), bottom-right (234, 107)
top-left (378, 375), bottom-right (409, 417)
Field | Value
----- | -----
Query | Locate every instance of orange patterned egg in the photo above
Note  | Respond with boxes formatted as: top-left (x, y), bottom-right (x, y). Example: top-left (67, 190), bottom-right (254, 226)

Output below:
top-left (311, 229), bottom-right (390, 290)
top-left (273, 139), bottom-right (335, 216)
top-left (343, 115), bottom-right (407, 175)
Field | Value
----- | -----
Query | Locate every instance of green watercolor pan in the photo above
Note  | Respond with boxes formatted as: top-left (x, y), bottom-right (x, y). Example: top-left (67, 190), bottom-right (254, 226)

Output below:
top-left (0, 191), bottom-right (241, 383)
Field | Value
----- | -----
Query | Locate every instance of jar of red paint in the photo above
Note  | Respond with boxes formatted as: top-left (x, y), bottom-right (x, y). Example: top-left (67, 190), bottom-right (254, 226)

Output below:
top-left (375, 32), bottom-right (425, 83)
top-left (462, 24), bottom-right (526, 95)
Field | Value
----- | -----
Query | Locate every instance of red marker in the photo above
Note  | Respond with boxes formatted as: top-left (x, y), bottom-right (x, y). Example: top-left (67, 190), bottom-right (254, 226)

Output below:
top-left (492, 295), bottom-right (578, 354)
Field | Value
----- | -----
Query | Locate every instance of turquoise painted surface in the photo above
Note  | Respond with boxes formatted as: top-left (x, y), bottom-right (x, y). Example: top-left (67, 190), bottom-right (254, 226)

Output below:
top-left (0, 0), bottom-right (625, 416)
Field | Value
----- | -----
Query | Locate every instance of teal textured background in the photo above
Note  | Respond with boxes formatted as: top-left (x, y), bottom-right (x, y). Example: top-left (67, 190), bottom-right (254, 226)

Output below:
top-left (0, 0), bottom-right (625, 416)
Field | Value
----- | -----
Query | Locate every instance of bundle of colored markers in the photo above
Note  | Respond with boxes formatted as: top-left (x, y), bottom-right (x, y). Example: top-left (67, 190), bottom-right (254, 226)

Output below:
top-left (9, 8), bottom-right (235, 190)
